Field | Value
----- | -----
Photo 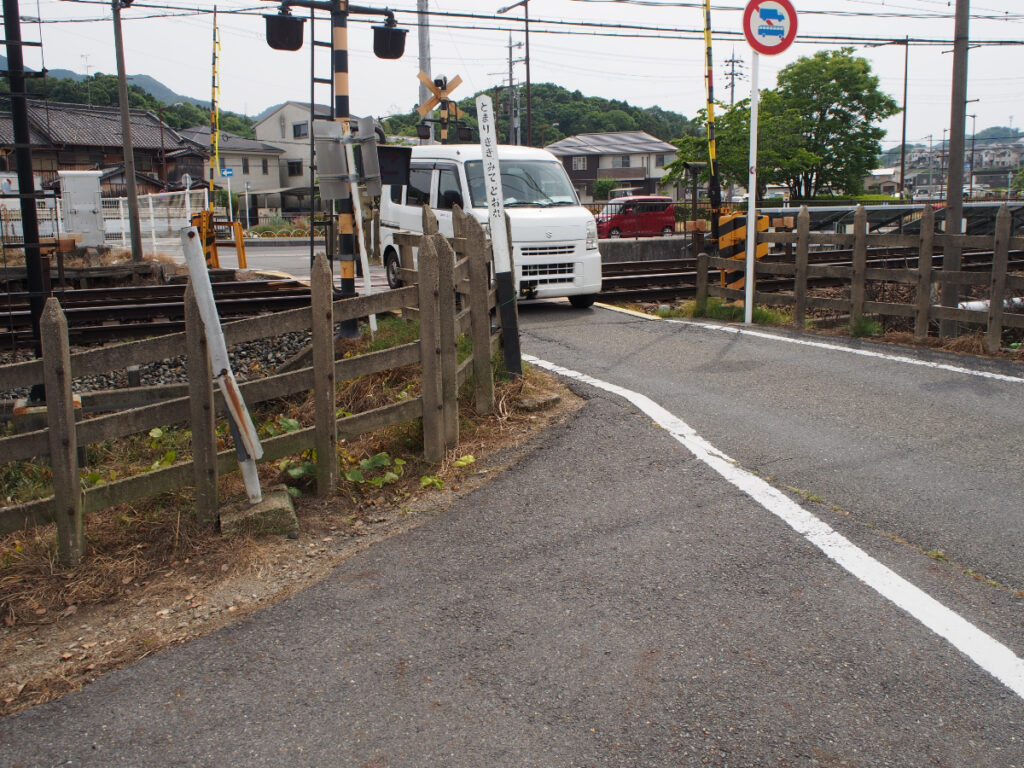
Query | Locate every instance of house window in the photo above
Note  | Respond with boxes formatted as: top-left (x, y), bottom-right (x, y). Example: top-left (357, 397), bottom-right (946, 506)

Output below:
top-left (287, 160), bottom-right (304, 176)
top-left (218, 156), bottom-right (226, 169)
top-left (262, 157), bottom-right (269, 175)
top-left (656, 154), bottom-right (669, 168)
top-left (612, 155), bottom-right (631, 168)
top-left (293, 122), bottom-right (309, 138)
top-left (572, 156), bottom-right (587, 171)
top-left (242, 157), bottom-right (250, 175)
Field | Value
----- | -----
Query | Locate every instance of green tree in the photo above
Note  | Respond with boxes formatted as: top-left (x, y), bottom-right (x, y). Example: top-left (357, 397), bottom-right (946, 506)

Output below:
top-left (593, 178), bottom-right (618, 200)
top-left (661, 98), bottom-right (815, 198)
top-left (774, 48), bottom-right (898, 197)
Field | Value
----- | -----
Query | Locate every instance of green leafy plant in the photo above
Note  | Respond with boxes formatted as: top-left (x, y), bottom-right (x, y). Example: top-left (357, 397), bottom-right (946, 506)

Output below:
top-left (420, 475), bottom-right (443, 490)
top-left (263, 415), bottom-right (302, 437)
top-left (344, 453), bottom-right (405, 489)
top-left (851, 316), bottom-right (884, 337)
top-left (453, 455), bottom-right (475, 469)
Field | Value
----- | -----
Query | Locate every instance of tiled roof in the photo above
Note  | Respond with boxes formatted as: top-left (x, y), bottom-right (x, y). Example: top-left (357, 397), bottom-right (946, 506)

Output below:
top-left (0, 114), bottom-right (52, 147)
top-left (178, 126), bottom-right (284, 154)
top-left (545, 131), bottom-right (677, 157)
top-left (21, 100), bottom-right (188, 152)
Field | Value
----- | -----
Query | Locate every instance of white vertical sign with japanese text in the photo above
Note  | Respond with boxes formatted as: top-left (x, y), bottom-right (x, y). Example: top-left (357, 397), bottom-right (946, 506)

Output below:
top-left (475, 94), bottom-right (512, 274)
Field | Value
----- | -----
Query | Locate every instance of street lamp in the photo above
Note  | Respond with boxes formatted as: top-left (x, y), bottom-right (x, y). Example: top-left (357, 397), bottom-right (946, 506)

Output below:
top-left (497, 0), bottom-right (531, 145)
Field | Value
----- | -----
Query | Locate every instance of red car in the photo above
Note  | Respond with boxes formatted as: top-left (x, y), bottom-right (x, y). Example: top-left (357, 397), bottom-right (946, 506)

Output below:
top-left (596, 195), bottom-right (676, 238)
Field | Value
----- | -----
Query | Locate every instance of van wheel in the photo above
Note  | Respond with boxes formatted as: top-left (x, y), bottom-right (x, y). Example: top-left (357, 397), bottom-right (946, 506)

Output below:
top-left (569, 293), bottom-right (597, 309)
top-left (384, 250), bottom-right (402, 289)
top-left (609, 228), bottom-right (621, 238)
top-left (662, 226), bottom-right (674, 236)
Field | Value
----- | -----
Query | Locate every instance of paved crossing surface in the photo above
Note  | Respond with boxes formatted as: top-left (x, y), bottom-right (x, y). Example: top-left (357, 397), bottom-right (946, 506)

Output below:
top-left (2, 302), bottom-right (1023, 766)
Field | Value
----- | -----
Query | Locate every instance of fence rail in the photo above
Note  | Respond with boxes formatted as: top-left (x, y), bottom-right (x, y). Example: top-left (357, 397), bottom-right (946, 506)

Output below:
top-left (695, 204), bottom-right (1023, 351)
top-left (0, 206), bottom-right (501, 565)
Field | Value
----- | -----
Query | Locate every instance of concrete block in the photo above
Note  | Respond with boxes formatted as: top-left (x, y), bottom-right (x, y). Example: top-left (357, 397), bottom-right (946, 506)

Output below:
top-left (220, 485), bottom-right (298, 538)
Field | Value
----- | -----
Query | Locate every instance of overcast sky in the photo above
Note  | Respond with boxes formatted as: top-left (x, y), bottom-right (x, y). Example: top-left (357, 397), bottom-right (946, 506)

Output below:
top-left (19, 0), bottom-right (1024, 149)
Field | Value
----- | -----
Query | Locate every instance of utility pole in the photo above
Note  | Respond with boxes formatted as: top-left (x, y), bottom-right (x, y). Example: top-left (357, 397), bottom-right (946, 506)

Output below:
top-left (940, 0), bottom-right (970, 336)
top-left (112, 0), bottom-right (144, 262)
top-left (724, 48), bottom-right (745, 107)
top-left (506, 34), bottom-right (524, 144)
top-left (899, 36), bottom-right (909, 199)
top-left (3, 0), bottom-right (48, 388)
top-left (497, 0), bottom-right (530, 145)
top-left (416, 0), bottom-right (431, 114)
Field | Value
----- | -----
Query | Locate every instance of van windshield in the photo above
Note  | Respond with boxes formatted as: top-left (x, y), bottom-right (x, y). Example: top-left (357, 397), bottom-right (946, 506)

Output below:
top-left (465, 160), bottom-right (578, 208)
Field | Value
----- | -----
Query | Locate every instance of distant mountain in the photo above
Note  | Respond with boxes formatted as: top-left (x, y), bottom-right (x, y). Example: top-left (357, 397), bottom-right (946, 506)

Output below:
top-left (0, 56), bottom-right (208, 108)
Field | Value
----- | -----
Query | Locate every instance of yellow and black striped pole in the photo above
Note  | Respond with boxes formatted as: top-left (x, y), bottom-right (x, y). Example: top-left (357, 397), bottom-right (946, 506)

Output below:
top-left (703, 0), bottom-right (722, 253)
top-left (333, 1), bottom-right (359, 336)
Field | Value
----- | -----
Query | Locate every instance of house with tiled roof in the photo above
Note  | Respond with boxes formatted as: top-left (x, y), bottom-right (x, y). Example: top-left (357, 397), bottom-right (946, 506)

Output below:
top-left (0, 100), bottom-right (203, 195)
top-left (544, 130), bottom-right (678, 202)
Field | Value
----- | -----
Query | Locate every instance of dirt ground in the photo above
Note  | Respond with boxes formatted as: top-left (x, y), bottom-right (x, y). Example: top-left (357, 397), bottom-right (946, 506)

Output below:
top-left (0, 373), bottom-right (584, 717)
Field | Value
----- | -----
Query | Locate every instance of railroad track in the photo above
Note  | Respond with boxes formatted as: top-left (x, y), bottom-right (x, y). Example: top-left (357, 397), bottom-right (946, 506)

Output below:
top-left (598, 249), bottom-right (1024, 303)
top-left (0, 278), bottom-right (312, 348)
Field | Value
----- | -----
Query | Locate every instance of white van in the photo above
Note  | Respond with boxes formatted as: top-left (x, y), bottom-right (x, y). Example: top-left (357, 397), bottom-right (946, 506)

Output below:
top-left (379, 144), bottom-right (602, 308)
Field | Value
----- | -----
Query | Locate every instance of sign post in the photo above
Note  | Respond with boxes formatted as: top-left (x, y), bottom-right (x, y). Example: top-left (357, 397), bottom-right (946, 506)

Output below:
top-left (742, 0), bottom-right (797, 324)
top-left (221, 167), bottom-right (233, 221)
top-left (475, 93), bottom-right (522, 377)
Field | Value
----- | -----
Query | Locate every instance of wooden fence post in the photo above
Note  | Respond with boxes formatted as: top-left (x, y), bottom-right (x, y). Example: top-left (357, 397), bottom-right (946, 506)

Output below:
top-left (429, 232), bottom-right (459, 450)
top-left (915, 205), bottom-right (935, 341)
top-left (463, 211), bottom-right (495, 415)
top-left (40, 298), bottom-right (83, 566)
top-left (695, 252), bottom-right (709, 315)
top-left (794, 206), bottom-right (809, 329)
top-left (185, 283), bottom-right (218, 523)
top-left (417, 236), bottom-right (445, 462)
top-left (986, 206), bottom-right (1011, 354)
top-left (311, 253), bottom-right (338, 495)
top-left (422, 204), bottom-right (439, 236)
top-left (850, 204), bottom-right (867, 327)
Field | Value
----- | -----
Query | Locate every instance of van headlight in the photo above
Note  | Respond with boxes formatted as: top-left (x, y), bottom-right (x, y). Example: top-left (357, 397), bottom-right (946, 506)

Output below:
top-left (586, 219), bottom-right (598, 250)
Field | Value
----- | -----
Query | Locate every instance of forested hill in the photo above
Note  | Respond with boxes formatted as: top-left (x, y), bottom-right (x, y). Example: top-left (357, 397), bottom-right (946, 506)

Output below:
top-left (0, 69), bottom-right (255, 138)
top-left (382, 82), bottom-right (697, 145)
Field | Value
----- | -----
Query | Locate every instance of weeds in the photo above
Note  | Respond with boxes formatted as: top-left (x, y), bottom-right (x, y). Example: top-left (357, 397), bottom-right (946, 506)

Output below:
top-left (851, 317), bottom-right (884, 338)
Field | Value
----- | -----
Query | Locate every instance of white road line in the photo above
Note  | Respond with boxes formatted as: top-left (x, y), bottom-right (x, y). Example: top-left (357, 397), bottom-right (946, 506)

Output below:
top-left (595, 303), bottom-right (1024, 384)
top-left (525, 353), bottom-right (1024, 701)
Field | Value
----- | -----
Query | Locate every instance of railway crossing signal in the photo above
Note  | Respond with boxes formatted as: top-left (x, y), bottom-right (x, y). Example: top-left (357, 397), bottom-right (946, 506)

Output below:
top-left (416, 72), bottom-right (471, 143)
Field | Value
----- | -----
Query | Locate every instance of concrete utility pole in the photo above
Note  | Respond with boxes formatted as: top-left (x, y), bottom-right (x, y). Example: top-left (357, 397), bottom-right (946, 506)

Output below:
top-left (940, 0), bottom-right (970, 337)
top-left (506, 34), bottom-right (524, 144)
top-left (497, 0), bottom-right (530, 145)
top-left (899, 37), bottom-right (909, 199)
top-left (112, 0), bottom-right (144, 262)
top-left (417, 0), bottom-right (431, 112)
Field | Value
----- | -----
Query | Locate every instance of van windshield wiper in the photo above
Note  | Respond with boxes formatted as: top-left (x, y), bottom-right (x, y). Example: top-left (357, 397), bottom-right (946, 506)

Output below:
top-left (535, 200), bottom-right (577, 207)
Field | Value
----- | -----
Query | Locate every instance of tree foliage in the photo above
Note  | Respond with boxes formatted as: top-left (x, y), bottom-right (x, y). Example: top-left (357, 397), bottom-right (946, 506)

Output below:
top-left (0, 73), bottom-right (255, 137)
top-left (381, 82), bottom-right (697, 145)
top-left (663, 49), bottom-right (897, 199)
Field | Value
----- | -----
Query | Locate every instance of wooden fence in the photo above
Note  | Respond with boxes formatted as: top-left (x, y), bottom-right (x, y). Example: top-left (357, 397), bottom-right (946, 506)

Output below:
top-left (696, 205), bottom-right (1024, 352)
top-left (0, 206), bottom-right (500, 565)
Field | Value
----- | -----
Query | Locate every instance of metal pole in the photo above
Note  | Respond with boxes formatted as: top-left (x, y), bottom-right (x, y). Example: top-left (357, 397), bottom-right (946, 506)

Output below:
top-left (899, 36), bottom-right (909, 200)
top-left (524, 0), bottom-right (531, 146)
top-left (969, 114), bottom-right (976, 199)
top-left (3, 0), bottom-right (48, 381)
top-left (703, 0), bottom-right (721, 252)
top-left (744, 51), bottom-right (760, 326)
top-left (940, 0), bottom-right (970, 336)
top-left (333, 0), bottom-right (359, 337)
top-left (508, 34), bottom-right (515, 143)
top-left (112, 0), bottom-right (144, 262)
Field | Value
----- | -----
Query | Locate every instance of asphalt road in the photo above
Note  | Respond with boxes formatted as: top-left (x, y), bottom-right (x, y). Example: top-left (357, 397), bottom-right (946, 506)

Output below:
top-left (2, 303), bottom-right (1023, 765)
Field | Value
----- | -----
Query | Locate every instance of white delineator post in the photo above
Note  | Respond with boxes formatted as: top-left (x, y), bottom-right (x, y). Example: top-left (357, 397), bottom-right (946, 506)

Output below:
top-left (181, 226), bottom-right (264, 504)
top-left (744, 50), bottom-right (760, 325)
top-left (475, 93), bottom-right (522, 376)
